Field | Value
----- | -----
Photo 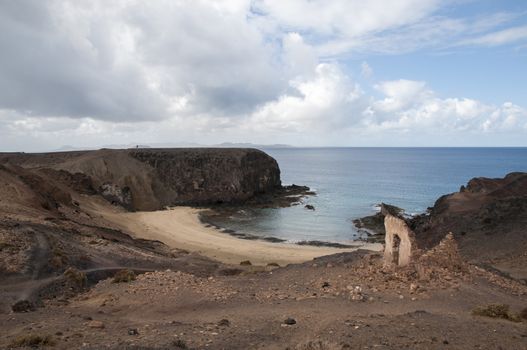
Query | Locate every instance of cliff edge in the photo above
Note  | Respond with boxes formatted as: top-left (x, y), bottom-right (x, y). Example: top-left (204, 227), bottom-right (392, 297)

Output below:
top-left (0, 148), bottom-right (282, 211)
top-left (410, 172), bottom-right (527, 281)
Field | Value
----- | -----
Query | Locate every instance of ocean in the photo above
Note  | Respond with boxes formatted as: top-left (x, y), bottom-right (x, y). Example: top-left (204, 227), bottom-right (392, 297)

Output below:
top-left (206, 148), bottom-right (527, 244)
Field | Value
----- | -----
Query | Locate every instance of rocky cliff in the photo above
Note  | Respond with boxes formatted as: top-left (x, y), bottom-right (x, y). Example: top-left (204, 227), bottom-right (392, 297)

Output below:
top-left (410, 172), bottom-right (527, 281)
top-left (0, 148), bottom-right (282, 211)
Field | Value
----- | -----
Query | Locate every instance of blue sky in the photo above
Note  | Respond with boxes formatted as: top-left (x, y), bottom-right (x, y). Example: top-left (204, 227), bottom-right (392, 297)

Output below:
top-left (0, 0), bottom-right (526, 150)
top-left (349, 0), bottom-right (527, 105)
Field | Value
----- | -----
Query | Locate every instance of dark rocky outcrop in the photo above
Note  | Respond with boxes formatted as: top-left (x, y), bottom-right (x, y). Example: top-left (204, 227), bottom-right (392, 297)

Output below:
top-left (0, 148), bottom-right (282, 211)
top-left (410, 172), bottom-right (527, 248)
top-left (410, 173), bottom-right (527, 281)
top-left (129, 148), bottom-right (281, 207)
top-left (353, 173), bottom-right (527, 281)
top-left (353, 203), bottom-right (405, 243)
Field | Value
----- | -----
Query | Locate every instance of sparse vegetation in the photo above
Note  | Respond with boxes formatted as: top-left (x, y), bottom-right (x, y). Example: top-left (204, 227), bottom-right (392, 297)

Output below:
top-left (295, 340), bottom-right (345, 350)
top-left (0, 240), bottom-right (12, 250)
top-left (472, 304), bottom-right (522, 322)
top-left (172, 339), bottom-right (188, 349)
top-left (11, 299), bottom-right (35, 313)
top-left (9, 334), bottom-right (55, 348)
top-left (63, 267), bottom-right (87, 289)
top-left (520, 307), bottom-right (527, 320)
top-left (112, 269), bottom-right (136, 283)
top-left (50, 246), bottom-right (68, 269)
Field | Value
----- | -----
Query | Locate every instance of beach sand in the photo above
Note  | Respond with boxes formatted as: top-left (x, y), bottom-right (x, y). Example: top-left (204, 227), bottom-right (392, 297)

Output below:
top-left (103, 207), bottom-right (382, 266)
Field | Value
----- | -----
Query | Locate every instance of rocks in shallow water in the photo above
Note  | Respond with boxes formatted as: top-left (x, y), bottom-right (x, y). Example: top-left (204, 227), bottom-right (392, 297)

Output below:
top-left (12, 300), bottom-right (35, 313)
top-left (240, 260), bottom-right (252, 266)
top-left (283, 317), bottom-right (297, 325)
top-left (296, 240), bottom-right (355, 248)
top-left (244, 184), bottom-right (315, 208)
top-left (262, 236), bottom-right (286, 243)
top-left (304, 204), bottom-right (315, 210)
top-left (352, 203), bottom-right (406, 243)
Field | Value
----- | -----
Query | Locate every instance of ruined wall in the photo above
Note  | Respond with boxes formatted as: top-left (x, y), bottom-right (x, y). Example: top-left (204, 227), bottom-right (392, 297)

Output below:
top-left (383, 214), bottom-right (417, 267)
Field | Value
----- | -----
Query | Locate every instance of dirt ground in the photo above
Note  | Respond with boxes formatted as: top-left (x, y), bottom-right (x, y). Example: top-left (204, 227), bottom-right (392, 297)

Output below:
top-left (1, 251), bottom-right (526, 350)
top-left (1, 156), bottom-right (526, 349)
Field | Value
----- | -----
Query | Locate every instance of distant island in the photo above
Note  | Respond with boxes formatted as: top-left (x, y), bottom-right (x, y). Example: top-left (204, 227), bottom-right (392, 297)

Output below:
top-left (55, 142), bottom-right (293, 152)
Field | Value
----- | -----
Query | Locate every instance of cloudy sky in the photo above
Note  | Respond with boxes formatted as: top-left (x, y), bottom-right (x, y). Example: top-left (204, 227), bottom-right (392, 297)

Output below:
top-left (1, 0), bottom-right (526, 151)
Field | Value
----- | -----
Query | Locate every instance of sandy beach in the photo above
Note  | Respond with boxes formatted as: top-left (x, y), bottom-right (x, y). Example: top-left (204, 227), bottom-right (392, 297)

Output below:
top-left (104, 207), bottom-right (382, 266)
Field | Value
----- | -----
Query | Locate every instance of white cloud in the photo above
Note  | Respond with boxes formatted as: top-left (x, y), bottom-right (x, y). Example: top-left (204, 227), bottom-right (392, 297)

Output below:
top-left (243, 68), bottom-right (527, 142)
top-left (373, 80), bottom-right (429, 113)
top-left (0, 0), bottom-right (526, 149)
top-left (365, 81), bottom-right (527, 135)
top-left (460, 25), bottom-right (527, 47)
top-left (360, 61), bottom-right (373, 78)
top-left (282, 32), bottom-right (318, 78)
top-left (253, 0), bottom-right (441, 37)
top-left (248, 63), bottom-right (365, 132)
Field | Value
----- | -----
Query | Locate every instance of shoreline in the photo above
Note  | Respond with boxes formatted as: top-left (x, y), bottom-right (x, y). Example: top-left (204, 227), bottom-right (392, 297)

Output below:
top-left (198, 211), bottom-right (361, 248)
top-left (102, 206), bottom-right (383, 266)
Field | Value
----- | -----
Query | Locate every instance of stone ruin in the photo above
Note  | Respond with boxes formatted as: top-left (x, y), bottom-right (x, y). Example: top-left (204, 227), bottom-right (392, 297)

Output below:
top-left (382, 204), bottom-right (467, 281)
top-left (382, 207), bottom-right (417, 267)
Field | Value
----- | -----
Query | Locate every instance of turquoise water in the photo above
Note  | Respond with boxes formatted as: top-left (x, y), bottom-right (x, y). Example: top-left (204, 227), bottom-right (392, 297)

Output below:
top-left (210, 148), bottom-right (527, 244)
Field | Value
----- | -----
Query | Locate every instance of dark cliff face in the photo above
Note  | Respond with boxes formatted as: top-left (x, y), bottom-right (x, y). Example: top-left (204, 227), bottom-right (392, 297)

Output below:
top-left (128, 148), bottom-right (281, 207)
top-left (0, 148), bottom-right (282, 211)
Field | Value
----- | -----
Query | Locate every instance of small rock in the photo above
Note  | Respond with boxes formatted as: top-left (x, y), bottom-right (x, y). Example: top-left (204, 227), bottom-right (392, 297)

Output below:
top-left (283, 318), bottom-right (296, 325)
top-left (304, 204), bottom-right (315, 210)
top-left (87, 320), bottom-right (105, 329)
top-left (321, 282), bottom-right (330, 288)
top-left (11, 300), bottom-right (35, 313)
top-left (128, 328), bottom-right (139, 335)
top-left (240, 260), bottom-right (252, 266)
top-left (217, 319), bottom-right (230, 327)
